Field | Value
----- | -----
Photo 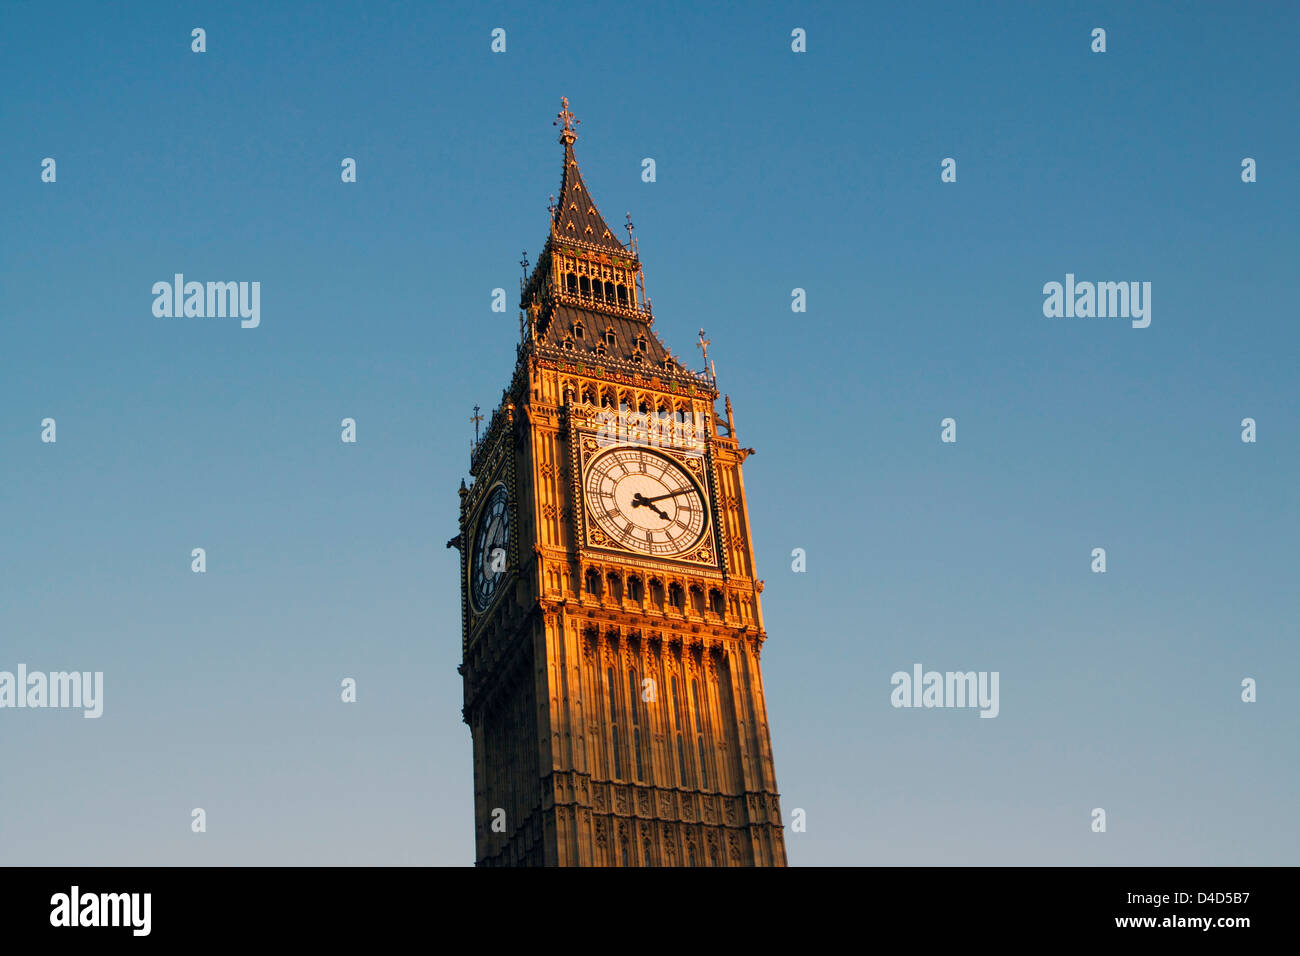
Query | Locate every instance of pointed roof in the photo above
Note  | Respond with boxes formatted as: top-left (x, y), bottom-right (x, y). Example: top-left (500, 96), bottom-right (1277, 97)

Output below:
top-left (520, 101), bottom-right (711, 389)
top-left (551, 97), bottom-right (628, 254)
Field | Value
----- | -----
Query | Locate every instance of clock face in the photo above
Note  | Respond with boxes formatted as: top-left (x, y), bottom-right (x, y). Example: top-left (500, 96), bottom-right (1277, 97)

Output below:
top-left (470, 485), bottom-right (510, 612)
top-left (584, 447), bottom-right (707, 556)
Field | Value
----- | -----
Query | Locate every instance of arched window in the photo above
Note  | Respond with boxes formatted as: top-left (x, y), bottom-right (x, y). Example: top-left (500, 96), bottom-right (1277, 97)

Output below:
top-left (601, 389), bottom-right (614, 409)
top-left (605, 328), bottom-right (617, 347)
top-left (573, 320), bottom-right (585, 339)
top-left (581, 385), bottom-right (596, 405)
top-left (709, 588), bottom-right (725, 616)
top-left (585, 568), bottom-right (601, 596)
top-left (618, 393), bottom-right (630, 413)
top-left (617, 284), bottom-right (629, 306)
top-left (690, 585), bottom-right (705, 615)
top-left (668, 582), bottom-right (685, 609)
top-left (580, 276), bottom-right (591, 297)
top-left (562, 336), bottom-right (574, 350)
top-left (636, 334), bottom-right (648, 353)
top-left (626, 575), bottom-right (643, 603)
top-left (649, 578), bottom-right (665, 610)
top-left (607, 667), bottom-right (623, 780)
top-left (672, 676), bottom-right (688, 786)
top-left (628, 669), bottom-right (644, 781)
top-left (605, 281), bottom-right (616, 301)
top-left (566, 273), bottom-right (578, 294)
top-left (692, 679), bottom-right (708, 789)
top-left (606, 572), bottom-right (622, 601)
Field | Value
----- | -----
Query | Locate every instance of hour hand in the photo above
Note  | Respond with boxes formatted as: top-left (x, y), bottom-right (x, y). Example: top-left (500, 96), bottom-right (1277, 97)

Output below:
top-left (631, 493), bottom-right (670, 519)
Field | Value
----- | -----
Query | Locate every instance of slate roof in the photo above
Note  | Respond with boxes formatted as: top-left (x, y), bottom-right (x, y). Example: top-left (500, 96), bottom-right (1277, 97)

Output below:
top-left (552, 141), bottom-right (629, 253)
top-left (540, 304), bottom-right (669, 363)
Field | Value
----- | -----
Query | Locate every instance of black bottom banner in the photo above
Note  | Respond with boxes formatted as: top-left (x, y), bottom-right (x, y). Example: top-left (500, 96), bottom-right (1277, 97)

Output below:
top-left (0, 865), bottom-right (1286, 943)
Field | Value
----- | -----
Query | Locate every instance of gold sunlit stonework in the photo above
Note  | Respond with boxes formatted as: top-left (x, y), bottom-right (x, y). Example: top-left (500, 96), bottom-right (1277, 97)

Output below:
top-left (451, 100), bottom-right (787, 867)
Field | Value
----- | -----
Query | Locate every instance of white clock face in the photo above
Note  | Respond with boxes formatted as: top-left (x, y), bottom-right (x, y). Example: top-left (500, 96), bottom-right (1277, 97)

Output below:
top-left (584, 447), bottom-right (707, 556)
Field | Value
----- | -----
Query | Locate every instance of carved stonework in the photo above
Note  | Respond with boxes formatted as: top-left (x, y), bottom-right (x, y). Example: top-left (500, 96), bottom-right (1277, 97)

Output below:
top-left (460, 102), bottom-right (786, 868)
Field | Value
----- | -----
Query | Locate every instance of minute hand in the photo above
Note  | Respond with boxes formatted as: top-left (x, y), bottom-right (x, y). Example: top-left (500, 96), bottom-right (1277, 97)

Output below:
top-left (634, 490), bottom-right (696, 504)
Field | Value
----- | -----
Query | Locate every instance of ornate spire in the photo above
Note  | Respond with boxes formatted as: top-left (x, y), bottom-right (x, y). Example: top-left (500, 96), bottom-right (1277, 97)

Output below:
top-left (550, 97), bottom-right (627, 253)
top-left (554, 96), bottom-right (579, 145)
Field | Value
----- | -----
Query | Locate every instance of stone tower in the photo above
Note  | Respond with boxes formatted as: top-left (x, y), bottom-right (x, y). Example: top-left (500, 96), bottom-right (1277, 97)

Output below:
top-left (453, 99), bottom-right (786, 866)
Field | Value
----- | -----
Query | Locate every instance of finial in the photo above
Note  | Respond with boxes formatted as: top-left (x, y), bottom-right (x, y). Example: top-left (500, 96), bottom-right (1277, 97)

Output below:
top-left (520, 250), bottom-right (530, 279)
top-left (471, 404), bottom-right (484, 445)
top-left (555, 96), bottom-right (579, 144)
top-left (725, 395), bottom-right (736, 438)
top-left (548, 193), bottom-right (557, 216)
top-left (697, 328), bottom-right (711, 369)
top-left (625, 212), bottom-right (637, 252)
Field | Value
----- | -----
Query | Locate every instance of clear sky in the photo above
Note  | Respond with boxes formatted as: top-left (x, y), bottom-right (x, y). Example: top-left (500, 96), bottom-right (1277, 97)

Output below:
top-left (1, 0), bottom-right (1297, 866)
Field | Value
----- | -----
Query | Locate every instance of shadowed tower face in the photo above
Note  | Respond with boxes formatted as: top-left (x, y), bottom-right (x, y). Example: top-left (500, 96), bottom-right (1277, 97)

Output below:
top-left (454, 99), bottom-right (787, 867)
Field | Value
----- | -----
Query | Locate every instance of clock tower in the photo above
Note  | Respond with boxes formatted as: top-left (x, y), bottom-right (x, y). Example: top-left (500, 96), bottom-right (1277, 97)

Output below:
top-left (452, 99), bottom-right (787, 866)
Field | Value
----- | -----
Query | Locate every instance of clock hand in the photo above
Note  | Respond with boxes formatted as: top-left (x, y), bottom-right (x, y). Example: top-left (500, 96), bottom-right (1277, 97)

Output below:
top-left (636, 489), bottom-right (695, 504)
top-left (630, 494), bottom-right (671, 520)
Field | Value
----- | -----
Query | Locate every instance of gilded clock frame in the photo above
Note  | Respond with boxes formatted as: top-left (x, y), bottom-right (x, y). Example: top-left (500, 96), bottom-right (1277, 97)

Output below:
top-left (569, 415), bottom-right (724, 574)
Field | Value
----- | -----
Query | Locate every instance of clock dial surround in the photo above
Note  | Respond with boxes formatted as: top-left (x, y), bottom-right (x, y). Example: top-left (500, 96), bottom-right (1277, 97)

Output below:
top-left (470, 484), bottom-right (510, 612)
top-left (584, 447), bottom-right (708, 557)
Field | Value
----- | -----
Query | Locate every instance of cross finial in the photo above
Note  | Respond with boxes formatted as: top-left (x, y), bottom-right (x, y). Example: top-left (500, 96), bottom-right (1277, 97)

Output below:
top-left (555, 96), bottom-right (579, 144)
top-left (471, 404), bottom-right (484, 444)
top-left (697, 329), bottom-right (711, 368)
top-left (548, 193), bottom-right (557, 216)
top-left (520, 250), bottom-right (530, 278)
top-left (624, 212), bottom-right (637, 253)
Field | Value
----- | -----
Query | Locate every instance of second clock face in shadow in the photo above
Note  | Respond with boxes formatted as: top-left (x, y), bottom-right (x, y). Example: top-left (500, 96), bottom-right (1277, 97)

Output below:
top-left (471, 485), bottom-right (510, 611)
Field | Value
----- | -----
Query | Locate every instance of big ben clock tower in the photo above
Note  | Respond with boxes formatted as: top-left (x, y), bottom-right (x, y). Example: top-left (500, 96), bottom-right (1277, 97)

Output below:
top-left (452, 99), bottom-right (787, 866)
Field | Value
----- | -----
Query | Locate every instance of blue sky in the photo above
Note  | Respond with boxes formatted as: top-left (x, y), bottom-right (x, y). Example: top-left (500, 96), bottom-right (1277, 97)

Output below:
top-left (1, 0), bottom-right (1297, 865)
